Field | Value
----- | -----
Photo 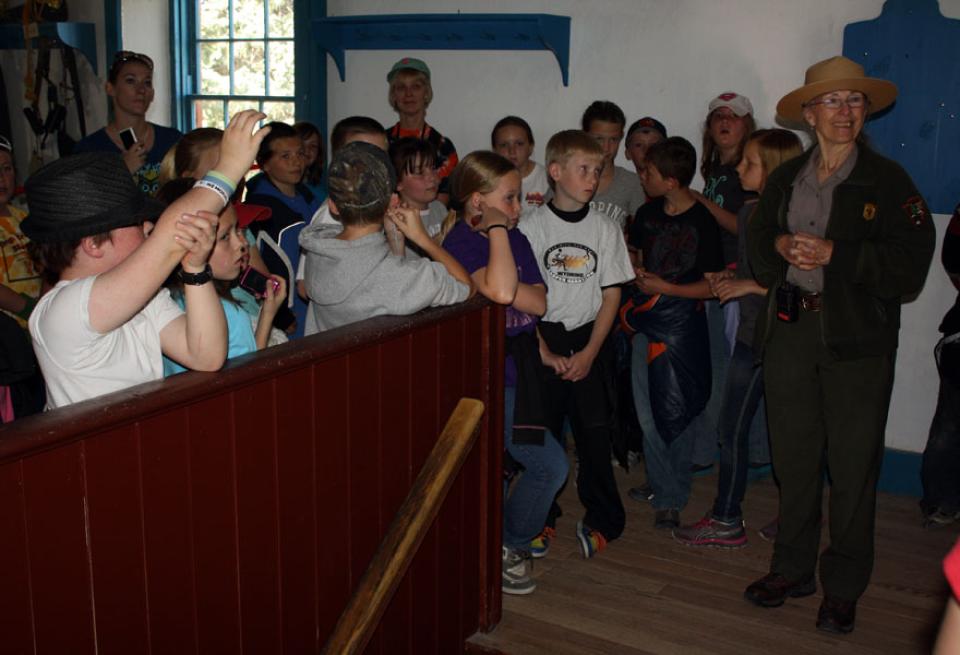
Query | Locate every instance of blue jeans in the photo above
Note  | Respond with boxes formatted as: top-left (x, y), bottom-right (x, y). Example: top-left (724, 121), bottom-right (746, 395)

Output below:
top-left (690, 300), bottom-right (734, 467)
top-left (503, 386), bottom-right (569, 550)
top-left (631, 333), bottom-right (694, 511)
top-left (711, 340), bottom-right (766, 521)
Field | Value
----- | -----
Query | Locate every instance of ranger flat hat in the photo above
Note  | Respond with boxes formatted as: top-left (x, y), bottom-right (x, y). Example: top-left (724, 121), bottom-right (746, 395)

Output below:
top-left (777, 56), bottom-right (898, 122)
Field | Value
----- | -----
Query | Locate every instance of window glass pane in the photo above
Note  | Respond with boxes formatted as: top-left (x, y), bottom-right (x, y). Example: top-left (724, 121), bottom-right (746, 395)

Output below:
top-left (194, 99), bottom-right (227, 129)
top-left (268, 0), bottom-right (294, 38)
top-left (232, 0), bottom-right (264, 38)
top-left (268, 41), bottom-right (294, 96)
top-left (227, 99), bottom-right (261, 121)
top-left (198, 42), bottom-right (230, 95)
top-left (189, 1), bottom-right (296, 133)
top-left (198, 0), bottom-right (228, 39)
top-left (233, 41), bottom-right (265, 96)
top-left (263, 101), bottom-right (295, 125)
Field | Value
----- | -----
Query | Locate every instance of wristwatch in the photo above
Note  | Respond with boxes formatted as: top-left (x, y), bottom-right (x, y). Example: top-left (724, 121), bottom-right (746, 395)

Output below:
top-left (178, 264), bottom-right (213, 286)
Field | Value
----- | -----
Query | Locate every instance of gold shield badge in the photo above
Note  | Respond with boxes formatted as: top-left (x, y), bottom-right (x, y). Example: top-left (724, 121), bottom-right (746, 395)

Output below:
top-left (863, 203), bottom-right (877, 220)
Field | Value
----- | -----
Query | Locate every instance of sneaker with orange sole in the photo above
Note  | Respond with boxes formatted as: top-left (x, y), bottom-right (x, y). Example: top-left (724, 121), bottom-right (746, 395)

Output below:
top-left (576, 520), bottom-right (607, 559)
top-left (530, 526), bottom-right (555, 559)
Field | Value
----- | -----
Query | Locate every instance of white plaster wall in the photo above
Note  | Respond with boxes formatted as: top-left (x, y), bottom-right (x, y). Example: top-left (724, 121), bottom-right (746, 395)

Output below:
top-left (121, 0), bottom-right (172, 126)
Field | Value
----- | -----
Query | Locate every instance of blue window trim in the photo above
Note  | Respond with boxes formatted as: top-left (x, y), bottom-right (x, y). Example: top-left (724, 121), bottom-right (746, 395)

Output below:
top-left (167, 0), bottom-right (326, 133)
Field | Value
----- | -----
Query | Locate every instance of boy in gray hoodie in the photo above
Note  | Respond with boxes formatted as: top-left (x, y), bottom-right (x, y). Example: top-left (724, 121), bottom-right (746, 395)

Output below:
top-left (299, 141), bottom-right (473, 333)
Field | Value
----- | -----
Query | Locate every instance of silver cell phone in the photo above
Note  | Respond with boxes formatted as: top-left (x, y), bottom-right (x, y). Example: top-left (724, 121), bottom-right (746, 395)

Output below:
top-left (119, 127), bottom-right (137, 150)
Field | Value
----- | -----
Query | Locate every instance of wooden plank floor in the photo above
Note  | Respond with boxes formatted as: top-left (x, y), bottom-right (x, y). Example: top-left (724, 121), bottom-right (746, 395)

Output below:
top-left (469, 462), bottom-right (959, 654)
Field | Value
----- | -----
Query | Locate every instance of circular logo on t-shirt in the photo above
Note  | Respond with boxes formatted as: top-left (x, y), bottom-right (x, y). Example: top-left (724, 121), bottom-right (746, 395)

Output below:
top-left (543, 242), bottom-right (597, 283)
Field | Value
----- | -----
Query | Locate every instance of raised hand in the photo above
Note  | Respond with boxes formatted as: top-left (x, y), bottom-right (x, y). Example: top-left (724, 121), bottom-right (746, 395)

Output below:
top-left (216, 110), bottom-right (271, 182)
top-left (261, 275), bottom-right (287, 316)
top-left (175, 210), bottom-right (219, 272)
top-left (474, 200), bottom-right (513, 232)
top-left (387, 204), bottom-right (429, 244)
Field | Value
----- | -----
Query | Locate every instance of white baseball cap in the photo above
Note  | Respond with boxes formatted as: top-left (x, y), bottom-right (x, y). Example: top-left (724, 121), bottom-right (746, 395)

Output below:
top-left (708, 92), bottom-right (754, 117)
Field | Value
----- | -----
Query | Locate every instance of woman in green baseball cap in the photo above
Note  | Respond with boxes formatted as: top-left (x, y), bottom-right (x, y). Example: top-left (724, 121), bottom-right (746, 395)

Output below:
top-left (385, 57), bottom-right (459, 205)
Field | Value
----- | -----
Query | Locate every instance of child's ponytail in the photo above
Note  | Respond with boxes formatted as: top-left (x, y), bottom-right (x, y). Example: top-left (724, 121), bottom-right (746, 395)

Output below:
top-left (435, 209), bottom-right (458, 244)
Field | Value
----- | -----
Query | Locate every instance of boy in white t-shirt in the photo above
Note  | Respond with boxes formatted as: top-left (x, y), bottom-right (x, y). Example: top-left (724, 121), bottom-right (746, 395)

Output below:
top-left (518, 130), bottom-right (634, 559)
top-left (24, 110), bottom-right (268, 408)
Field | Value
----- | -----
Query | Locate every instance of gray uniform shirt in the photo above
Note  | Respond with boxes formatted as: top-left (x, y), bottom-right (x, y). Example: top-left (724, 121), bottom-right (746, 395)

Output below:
top-left (786, 146), bottom-right (858, 293)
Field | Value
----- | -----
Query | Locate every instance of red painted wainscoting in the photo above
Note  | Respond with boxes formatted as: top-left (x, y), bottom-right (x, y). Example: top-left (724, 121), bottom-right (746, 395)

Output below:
top-left (0, 297), bottom-right (505, 655)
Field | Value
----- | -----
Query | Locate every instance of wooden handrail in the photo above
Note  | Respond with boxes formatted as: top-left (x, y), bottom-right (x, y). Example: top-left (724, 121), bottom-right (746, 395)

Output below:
top-left (321, 397), bottom-right (486, 655)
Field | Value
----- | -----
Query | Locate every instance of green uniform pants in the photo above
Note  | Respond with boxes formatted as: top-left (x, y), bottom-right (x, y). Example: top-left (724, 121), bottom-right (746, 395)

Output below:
top-left (763, 309), bottom-right (894, 602)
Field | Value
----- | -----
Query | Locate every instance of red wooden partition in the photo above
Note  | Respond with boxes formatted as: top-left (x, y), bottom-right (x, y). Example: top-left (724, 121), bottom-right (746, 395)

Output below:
top-left (0, 297), bottom-right (504, 655)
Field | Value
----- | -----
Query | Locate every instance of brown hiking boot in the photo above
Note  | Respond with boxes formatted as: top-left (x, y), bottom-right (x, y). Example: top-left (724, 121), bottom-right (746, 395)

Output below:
top-left (816, 596), bottom-right (856, 634)
top-left (744, 572), bottom-right (816, 608)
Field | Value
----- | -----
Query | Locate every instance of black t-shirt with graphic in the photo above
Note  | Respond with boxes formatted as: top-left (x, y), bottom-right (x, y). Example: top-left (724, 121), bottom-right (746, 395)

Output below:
top-left (628, 197), bottom-right (724, 285)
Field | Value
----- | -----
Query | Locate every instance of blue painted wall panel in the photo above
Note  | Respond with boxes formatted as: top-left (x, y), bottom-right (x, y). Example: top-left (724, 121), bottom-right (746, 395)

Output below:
top-left (844, 0), bottom-right (960, 214)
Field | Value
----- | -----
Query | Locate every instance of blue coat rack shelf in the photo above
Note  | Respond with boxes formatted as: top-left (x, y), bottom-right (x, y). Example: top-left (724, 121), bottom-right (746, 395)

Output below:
top-left (312, 13), bottom-right (571, 86)
top-left (0, 22), bottom-right (97, 71)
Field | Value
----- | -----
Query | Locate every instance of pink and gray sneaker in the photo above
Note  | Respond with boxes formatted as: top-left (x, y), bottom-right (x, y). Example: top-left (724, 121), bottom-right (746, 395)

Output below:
top-left (673, 513), bottom-right (747, 549)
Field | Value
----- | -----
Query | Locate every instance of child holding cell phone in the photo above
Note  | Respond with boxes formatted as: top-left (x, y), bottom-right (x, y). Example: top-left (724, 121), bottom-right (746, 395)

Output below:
top-left (157, 178), bottom-right (287, 375)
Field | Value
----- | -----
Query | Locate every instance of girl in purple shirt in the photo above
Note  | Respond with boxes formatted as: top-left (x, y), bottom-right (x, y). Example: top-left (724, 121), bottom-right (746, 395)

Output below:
top-left (442, 151), bottom-right (567, 596)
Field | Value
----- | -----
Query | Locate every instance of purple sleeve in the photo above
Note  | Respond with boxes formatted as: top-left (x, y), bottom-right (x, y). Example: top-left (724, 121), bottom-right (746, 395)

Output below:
top-left (442, 221), bottom-right (489, 274)
top-left (510, 229), bottom-right (544, 285)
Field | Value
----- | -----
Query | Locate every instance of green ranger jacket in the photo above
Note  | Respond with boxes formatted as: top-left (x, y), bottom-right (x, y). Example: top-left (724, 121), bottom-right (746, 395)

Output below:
top-left (748, 144), bottom-right (936, 360)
